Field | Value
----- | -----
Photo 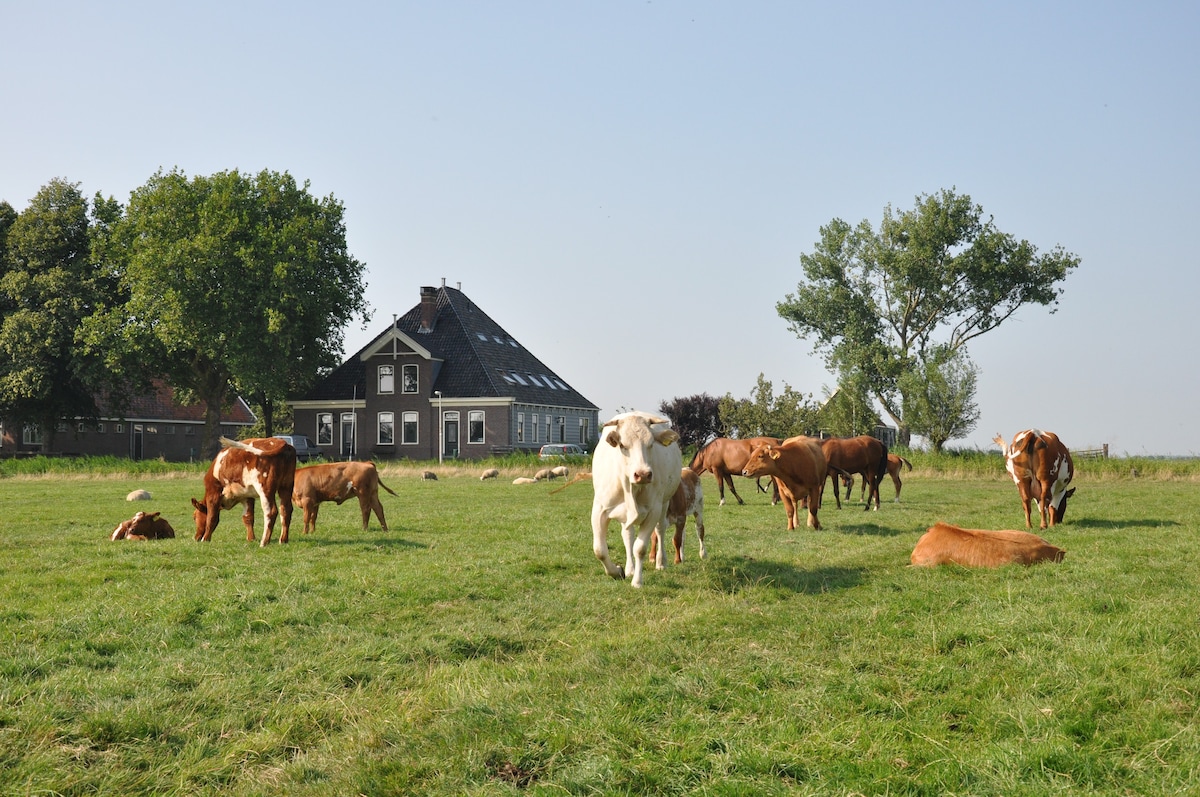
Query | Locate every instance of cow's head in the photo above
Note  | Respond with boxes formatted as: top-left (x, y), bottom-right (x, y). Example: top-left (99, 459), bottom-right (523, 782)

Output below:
top-left (191, 498), bottom-right (208, 536)
top-left (602, 414), bottom-right (678, 484)
top-left (741, 444), bottom-right (779, 478)
top-left (1051, 486), bottom-right (1076, 524)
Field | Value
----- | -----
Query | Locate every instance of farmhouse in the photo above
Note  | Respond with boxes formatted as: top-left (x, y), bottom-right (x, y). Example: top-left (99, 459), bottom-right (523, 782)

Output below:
top-left (0, 380), bottom-right (256, 461)
top-left (288, 281), bottom-right (600, 461)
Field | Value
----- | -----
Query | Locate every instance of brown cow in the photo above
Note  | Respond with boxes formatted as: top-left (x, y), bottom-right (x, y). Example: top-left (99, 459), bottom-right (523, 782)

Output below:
top-left (821, 435), bottom-right (888, 511)
top-left (649, 467), bottom-right (707, 565)
top-left (111, 511), bottom-right (176, 540)
top-left (292, 461), bottom-right (398, 535)
top-left (910, 522), bottom-right (1066, 568)
top-left (841, 453), bottom-right (912, 503)
top-left (741, 436), bottom-right (827, 530)
top-left (689, 436), bottom-right (780, 506)
top-left (190, 437), bottom-right (297, 546)
top-left (994, 430), bottom-right (1076, 529)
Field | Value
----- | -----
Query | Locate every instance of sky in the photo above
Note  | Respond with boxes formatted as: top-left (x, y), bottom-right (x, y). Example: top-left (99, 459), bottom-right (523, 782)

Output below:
top-left (3, 2), bottom-right (1198, 455)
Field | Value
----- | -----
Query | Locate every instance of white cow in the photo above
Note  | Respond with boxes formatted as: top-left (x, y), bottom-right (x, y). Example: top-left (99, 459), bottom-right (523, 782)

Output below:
top-left (590, 412), bottom-right (682, 588)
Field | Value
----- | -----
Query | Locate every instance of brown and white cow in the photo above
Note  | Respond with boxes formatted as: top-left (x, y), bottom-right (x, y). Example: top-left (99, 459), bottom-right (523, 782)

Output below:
top-left (910, 522), bottom-right (1066, 568)
top-left (741, 436), bottom-right (827, 530)
top-left (591, 412), bottom-right (682, 588)
top-left (292, 461), bottom-right (397, 535)
top-left (111, 511), bottom-right (176, 540)
top-left (190, 437), bottom-right (297, 546)
top-left (994, 429), bottom-right (1075, 529)
top-left (649, 467), bottom-right (707, 565)
top-left (841, 453), bottom-right (912, 503)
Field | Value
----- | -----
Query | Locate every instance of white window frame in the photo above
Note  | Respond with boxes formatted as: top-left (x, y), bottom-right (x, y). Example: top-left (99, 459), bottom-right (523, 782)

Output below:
top-left (402, 364), bottom-right (418, 394)
top-left (517, 412), bottom-right (525, 443)
top-left (378, 412), bottom-right (395, 445)
top-left (378, 364), bottom-right (395, 395)
top-left (317, 413), bottom-right (333, 446)
top-left (402, 411), bottom-right (419, 445)
top-left (468, 410), bottom-right (485, 444)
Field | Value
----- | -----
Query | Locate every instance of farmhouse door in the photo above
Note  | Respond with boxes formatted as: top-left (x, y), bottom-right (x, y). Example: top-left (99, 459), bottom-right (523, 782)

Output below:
top-left (443, 413), bottom-right (459, 459)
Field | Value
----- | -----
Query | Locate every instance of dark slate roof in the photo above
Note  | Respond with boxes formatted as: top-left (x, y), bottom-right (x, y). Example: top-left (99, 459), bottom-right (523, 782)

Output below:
top-left (300, 285), bottom-right (598, 410)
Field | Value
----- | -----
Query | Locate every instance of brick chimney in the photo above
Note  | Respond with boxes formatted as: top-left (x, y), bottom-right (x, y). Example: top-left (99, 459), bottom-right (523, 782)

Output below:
top-left (418, 286), bottom-right (438, 333)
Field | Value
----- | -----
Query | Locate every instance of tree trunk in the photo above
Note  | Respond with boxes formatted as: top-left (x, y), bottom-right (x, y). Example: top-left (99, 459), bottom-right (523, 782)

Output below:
top-left (260, 396), bottom-right (275, 438)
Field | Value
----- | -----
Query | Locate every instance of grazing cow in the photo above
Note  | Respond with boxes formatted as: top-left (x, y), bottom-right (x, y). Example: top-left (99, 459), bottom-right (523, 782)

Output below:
top-left (125, 489), bottom-right (152, 502)
top-left (994, 430), bottom-right (1076, 529)
top-left (741, 436), bottom-right (827, 530)
top-left (821, 435), bottom-right (888, 511)
top-left (111, 511), bottom-right (176, 540)
top-left (689, 436), bottom-right (781, 506)
top-left (550, 465), bottom-right (569, 479)
top-left (190, 437), bottom-right (296, 546)
top-left (841, 453), bottom-right (912, 503)
top-left (591, 412), bottom-right (682, 588)
top-left (292, 461), bottom-right (397, 535)
top-left (534, 468), bottom-right (554, 481)
top-left (649, 467), bottom-right (706, 565)
top-left (480, 468), bottom-right (500, 481)
top-left (910, 522), bottom-right (1066, 568)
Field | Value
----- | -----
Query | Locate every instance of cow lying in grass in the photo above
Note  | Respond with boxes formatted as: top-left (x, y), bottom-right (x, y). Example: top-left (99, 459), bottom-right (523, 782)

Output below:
top-left (910, 522), bottom-right (1065, 568)
top-left (293, 461), bottom-right (397, 534)
top-left (111, 511), bottom-right (176, 540)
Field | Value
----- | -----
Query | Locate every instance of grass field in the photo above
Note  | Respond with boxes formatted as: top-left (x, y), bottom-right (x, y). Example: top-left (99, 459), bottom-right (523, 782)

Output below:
top-left (2, 456), bottom-right (1199, 795)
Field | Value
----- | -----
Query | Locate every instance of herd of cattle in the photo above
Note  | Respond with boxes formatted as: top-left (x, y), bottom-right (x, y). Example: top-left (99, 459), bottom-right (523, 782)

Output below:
top-left (109, 418), bottom-right (1077, 588)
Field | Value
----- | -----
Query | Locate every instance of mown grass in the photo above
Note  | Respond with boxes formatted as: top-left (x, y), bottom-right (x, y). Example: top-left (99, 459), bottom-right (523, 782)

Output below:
top-left (2, 457), bottom-right (1199, 795)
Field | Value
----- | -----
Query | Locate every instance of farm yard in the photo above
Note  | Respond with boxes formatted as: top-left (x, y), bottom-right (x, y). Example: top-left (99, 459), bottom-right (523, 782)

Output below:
top-left (2, 455), bottom-right (1200, 795)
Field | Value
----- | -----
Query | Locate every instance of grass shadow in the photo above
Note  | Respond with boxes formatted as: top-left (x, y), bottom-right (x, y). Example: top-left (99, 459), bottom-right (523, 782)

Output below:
top-left (299, 535), bottom-right (429, 549)
top-left (711, 556), bottom-right (867, 594)
top-left (1068, 517), bottom-right (1182, 530)
top-left (829, 521), bottom-right (906, 537)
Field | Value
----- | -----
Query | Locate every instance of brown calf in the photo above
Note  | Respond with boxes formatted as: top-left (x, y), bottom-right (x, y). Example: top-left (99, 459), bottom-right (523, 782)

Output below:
top-left (649, 467), bottom-right (707, 564)
top-left (111, 511), bottom-right (176, 540)
top-left (741, 436), bottom-right (827, 530)
top-left (293, 461), bottom-right (397, 534)
top-left (910, 522), bottom-right (1066, 568)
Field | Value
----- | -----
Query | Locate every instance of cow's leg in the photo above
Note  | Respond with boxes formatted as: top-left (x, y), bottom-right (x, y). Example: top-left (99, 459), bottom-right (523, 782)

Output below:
top-left (694, 509), bottom-right (707, 559)
top-left (623, 520), bottom-right (643, 586)
top-left (591, 506), bottom-right (624, 580)
top-left (278, 493), bottom-right (292, 544)
top-left (240, 500), bottom-right (255, 542)
top-left (371, 495), bottom-right (388, 531)
top-left (806, 485), bottom-right (822, 530)
top-left (826, 470), bottom-right (843, 509)
top-left (304, 502), bottom-right (318, 535)
top-left (723, 470), bottom-right (745, 505)
top-left (843, 474), bottom-right (854, 502)
top-left (258, 493), bottom-right (277, 547)
top-left (892, 470), bottom-right (903, 502)
top-left (672, 518), bottom-right (684, 564)
top-left (1019, 481), bottom-right (1035, 529)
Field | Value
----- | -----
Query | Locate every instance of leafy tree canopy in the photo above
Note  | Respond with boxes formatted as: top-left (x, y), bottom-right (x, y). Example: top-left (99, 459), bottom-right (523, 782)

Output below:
top-left (659, 392), bottom-right (722, 454)
top-left (899, 347), bottom-right (981, 453)
top-left (776, 188), bottom-right (1079, 436)
top-left (85, 168), bottom-right (370, 454)
top-left (717, 374), bottom-right (819, 440)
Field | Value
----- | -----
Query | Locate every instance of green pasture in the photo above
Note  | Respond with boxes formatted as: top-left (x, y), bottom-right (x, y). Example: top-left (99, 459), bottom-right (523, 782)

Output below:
top-left (1, 460), bottom-right (1199, 795)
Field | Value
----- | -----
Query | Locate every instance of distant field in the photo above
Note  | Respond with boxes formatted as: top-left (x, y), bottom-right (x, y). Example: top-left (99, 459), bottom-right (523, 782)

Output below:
top-left (2, 459), bottom-right (1199, 795)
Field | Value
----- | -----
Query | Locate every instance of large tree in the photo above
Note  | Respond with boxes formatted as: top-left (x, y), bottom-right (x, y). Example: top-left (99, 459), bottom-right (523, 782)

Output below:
top-left (776, 188), bottom-right (1079, 441)
top-left (0, 180), bottom-right (121, 440)
top-left (717, 374), bottom-right (819, 440)
top-left (88, 168), bottom-right (370, 455)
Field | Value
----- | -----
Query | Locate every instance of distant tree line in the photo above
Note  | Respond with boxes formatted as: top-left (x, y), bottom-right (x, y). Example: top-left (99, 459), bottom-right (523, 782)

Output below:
top-left (0, 171), bottom-right (371, 457)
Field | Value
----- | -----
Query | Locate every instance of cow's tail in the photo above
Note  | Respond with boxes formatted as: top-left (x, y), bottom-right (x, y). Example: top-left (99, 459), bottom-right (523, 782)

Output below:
top-left (220, 436), bottom-right (263, 454)
top-left (549, 471), bottom-right (593, 495)
top-left (378, 479), bottom-right (399, 497)
top-left (874, 444), bottom-right (889, 489)
top-left (898, 456), bottom-right (912, 472)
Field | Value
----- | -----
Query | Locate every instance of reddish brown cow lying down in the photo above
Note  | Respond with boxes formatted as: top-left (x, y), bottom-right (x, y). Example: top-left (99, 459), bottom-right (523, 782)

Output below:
top-left (293, 461), bottom-right (398, 534)
top-left (910, 522), bottom-right (1065, 568)
top-left (111, 511), bottom-right (176, 540)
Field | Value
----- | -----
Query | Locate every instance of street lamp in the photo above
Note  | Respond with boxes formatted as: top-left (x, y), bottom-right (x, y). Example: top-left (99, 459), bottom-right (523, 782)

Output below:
top-left (434, 391), bottom-right (443, 464)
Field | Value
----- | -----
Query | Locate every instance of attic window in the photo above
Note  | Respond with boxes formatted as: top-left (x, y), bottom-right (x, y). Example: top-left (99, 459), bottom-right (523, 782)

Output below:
top-left (500, 371), bottom-right (518, 385)
top-left (493, 336), bottom-right (504, 344)
top-left (508, 339), bottom-right (519, 347)
top-left (541, 375), bottom-right (558, 390)
top-left (476, 333), bottom-right (487, 341)
top-left (511, 372), bottom-right (528, 385)
top-left (527, 374), bottom-right (543, 387)
top-left (554, 378), bottom-right (570, 390)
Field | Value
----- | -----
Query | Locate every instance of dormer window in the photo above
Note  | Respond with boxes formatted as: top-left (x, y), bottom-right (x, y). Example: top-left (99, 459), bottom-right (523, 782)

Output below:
top-left (378, 365), bottom-right (394, 394)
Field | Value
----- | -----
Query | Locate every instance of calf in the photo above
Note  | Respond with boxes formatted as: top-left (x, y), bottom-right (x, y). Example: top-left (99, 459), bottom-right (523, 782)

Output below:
top-left (910, 522), bottom-right (1066, 568)
top-left (742, 436), bottom-right (827, 530)
top-left (111, 511), bottom-right (175, 540)
top-left (649, 467), bottom-right (706, 564)
top-left (591, 412), bottom-right (682, 587)
top-left (994, 429), bottom-right (1076, 528)
top-left (191, 436), bottom-right (297, 546)
top-left (292, 461), bottom-right (397, 535)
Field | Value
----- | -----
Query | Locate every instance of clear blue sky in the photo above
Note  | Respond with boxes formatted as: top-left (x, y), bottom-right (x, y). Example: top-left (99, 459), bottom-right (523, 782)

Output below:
top-left (4, 2), bottom-right (1198, 455)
